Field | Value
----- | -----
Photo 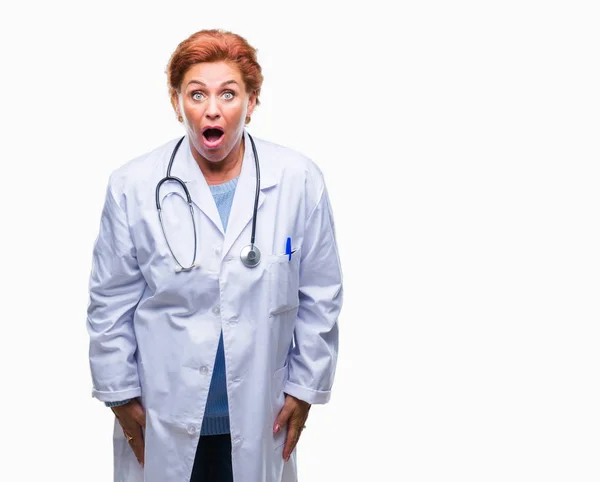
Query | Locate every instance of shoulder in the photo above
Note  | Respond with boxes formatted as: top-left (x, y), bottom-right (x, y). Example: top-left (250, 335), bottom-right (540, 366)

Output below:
top-left (106, 137), bottom-right (182, 203)
top-left (252, 135), bottom-right (325, 201)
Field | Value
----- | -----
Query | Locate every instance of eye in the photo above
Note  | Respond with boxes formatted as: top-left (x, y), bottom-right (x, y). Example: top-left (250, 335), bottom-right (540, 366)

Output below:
top-left (222, 91), bottom-right (235, 100)
top-left (191, 91), bottom-right (204, 101)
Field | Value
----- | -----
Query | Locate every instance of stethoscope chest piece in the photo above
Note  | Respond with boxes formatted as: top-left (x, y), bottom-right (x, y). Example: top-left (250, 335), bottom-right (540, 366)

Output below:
top-left (240, 244), bottom-right (261, 268)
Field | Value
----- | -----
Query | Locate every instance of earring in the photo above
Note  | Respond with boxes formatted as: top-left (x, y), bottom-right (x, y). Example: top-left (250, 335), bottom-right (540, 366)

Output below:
top-left (178, 115), bottom-right (183, 123)
top-left (245, 115), bottom-right (251, 125)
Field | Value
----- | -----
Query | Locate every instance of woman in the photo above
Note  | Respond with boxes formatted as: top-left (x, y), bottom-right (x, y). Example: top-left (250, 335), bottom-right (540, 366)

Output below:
top-left (87, 29), bottom-right (343, 482)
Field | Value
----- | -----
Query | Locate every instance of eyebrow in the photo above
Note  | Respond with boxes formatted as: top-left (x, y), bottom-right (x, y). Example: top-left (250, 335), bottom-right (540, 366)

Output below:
top-left (186, 80), bottom-right (239, 88)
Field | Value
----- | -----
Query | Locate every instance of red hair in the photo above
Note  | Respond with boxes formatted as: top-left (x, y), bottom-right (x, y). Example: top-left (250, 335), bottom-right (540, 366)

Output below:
top-left (166, 29), bottom-right (264, 113)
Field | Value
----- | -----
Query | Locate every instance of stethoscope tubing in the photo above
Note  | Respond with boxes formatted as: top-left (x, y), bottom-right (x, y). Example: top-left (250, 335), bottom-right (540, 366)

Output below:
top-left (155, 131), bottom-right (261, 272)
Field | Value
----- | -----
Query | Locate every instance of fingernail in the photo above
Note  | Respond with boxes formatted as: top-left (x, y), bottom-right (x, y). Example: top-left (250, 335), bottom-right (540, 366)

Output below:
top-left (274, 424), bottom-right (280, 434)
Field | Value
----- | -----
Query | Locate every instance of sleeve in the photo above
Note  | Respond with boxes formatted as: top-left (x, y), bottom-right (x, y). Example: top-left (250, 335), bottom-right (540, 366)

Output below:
top-left (283, 177), bottom-right (343, 404)
top-left (87, 177), bottom-right (147, 403)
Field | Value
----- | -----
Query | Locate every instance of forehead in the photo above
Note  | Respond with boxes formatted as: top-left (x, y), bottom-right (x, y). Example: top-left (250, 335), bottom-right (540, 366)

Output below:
top-left (182, 61), bottom-right (244, 87)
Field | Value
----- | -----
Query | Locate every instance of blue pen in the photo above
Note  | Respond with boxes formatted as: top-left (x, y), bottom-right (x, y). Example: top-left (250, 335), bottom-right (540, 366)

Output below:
top-left (286, 237), bottom-right (292, 261)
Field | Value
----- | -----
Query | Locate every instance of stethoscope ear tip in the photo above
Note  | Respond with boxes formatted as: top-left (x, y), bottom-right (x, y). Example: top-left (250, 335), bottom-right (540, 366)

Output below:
top-left (174, 263), bottom-right (201, 273)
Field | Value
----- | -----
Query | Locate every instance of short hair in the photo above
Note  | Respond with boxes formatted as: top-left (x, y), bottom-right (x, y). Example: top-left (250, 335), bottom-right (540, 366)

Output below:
top-left (166, 29), bottom-right (264, 110)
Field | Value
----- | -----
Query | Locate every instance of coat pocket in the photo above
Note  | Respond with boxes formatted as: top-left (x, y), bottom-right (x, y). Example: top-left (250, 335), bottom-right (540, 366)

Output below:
top-left (267, 252), bottom-right (300, 318)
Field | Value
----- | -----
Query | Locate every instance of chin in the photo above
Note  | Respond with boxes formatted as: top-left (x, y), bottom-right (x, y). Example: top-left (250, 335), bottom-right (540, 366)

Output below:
top-left (199, 144), bottom-right (230, 163)
top-left (189, 135), bottom-right (217, 158)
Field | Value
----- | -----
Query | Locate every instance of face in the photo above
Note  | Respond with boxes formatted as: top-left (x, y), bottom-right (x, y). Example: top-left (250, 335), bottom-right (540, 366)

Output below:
top-left (174, 61), bottom-right (256, 164)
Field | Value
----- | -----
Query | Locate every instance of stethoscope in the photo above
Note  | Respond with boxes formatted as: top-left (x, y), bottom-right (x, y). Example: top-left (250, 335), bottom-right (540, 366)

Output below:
top-left (155, 131), bottom-right (262, 272)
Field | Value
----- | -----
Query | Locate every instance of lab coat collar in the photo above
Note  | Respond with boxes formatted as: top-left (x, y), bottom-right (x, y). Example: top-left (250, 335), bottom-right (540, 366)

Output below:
top-left (177, 130), bottom-right (278, 257)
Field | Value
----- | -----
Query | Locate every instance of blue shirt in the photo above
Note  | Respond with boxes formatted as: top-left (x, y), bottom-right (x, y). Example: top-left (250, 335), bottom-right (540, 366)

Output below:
top-left (200, 176), bottom-right (239, 435)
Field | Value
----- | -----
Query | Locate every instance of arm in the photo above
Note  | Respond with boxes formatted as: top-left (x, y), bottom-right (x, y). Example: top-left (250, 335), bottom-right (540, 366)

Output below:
top-left (283, 177), bottom-right (343, 405)
top-left (87, 177), bottom-right (147, 403)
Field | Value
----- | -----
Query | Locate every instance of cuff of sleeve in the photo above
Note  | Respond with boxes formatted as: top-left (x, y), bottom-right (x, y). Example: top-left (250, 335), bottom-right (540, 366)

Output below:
top-left (283, 381), bottom-right (331, 404)
top-left (105, 398), bottom-right (133, 408)
top-left (92, 387), bottom-right (141, 402)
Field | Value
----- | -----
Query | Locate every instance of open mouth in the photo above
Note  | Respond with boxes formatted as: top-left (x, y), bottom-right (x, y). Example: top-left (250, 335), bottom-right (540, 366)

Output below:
top-left (203, 128), bottom-right (224, 142)
top-left (201, 127), bottom-right (225, 148)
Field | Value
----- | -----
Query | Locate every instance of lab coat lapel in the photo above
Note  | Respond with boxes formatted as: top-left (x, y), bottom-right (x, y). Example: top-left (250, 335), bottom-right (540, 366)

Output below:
top-left (178, 137), bottom-right (225, 236)
top-left (222, 131), bottom-right (276, 261)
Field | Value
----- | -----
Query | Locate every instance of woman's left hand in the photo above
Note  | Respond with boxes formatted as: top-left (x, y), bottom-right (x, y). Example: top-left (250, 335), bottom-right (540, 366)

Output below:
top-left (273, 393), bottom-right (311, 461)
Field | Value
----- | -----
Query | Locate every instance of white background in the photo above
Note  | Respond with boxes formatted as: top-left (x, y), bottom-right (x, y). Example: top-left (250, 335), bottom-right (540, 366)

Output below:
top-left (0, 1), bottom-right (598, 480)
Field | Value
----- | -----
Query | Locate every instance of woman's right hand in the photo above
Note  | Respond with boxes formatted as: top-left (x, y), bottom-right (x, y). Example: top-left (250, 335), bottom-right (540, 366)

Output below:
top-left (111, 399), bottom-right (146, 467)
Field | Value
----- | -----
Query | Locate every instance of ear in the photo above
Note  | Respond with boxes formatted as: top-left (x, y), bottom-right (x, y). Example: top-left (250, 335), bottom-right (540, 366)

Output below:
top-left (246, 91), bottom-right (257, 118)
top-left (170, 91), bottom-right (181, 117)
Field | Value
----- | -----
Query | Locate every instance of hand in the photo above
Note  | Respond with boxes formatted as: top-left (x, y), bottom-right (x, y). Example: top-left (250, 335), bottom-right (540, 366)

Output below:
top-left (111, 398), bottom-right (146, 467)
top-left (273, 394), bottom-right (311, 461)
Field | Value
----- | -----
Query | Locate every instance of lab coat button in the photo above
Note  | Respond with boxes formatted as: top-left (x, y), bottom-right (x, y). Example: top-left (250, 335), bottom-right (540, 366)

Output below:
top-left (200, 366), bottom-right (209, 375)
top-left (212, 306), bottom-right (220, 315)
top-left (187, 425), bottom-right (197, 435)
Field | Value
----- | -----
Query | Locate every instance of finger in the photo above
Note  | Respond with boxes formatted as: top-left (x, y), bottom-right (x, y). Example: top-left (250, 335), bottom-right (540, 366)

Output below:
top-left (131, 437), bottom-right (145, 467)
top-left (273, 404), bottom-right (293, 434)
top-left (125, 425), bottom-right (145, 467)
top-left (282, 427), bottom-right (300, 461)
top-left (282, 409), bottom-right (308, 461)
top-left (117, 414), bottom-right (145, 465)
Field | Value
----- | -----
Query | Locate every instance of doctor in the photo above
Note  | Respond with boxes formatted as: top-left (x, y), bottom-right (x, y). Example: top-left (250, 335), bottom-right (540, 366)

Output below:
top-left (87, 29), bottom-right (343, 482)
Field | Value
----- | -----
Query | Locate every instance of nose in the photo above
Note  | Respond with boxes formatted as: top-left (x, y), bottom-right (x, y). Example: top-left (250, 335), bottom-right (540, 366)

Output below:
top-left (205, 95), bottom-right (221, 121)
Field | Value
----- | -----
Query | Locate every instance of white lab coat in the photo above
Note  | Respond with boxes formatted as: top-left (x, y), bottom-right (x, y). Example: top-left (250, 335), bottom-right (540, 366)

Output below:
top-left (87, 130), bottom-right (343, 482)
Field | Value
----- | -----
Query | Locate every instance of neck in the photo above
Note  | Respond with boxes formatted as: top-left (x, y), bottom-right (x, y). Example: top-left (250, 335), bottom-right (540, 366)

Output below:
top-left (192, 135), bottom-right (244, 185)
